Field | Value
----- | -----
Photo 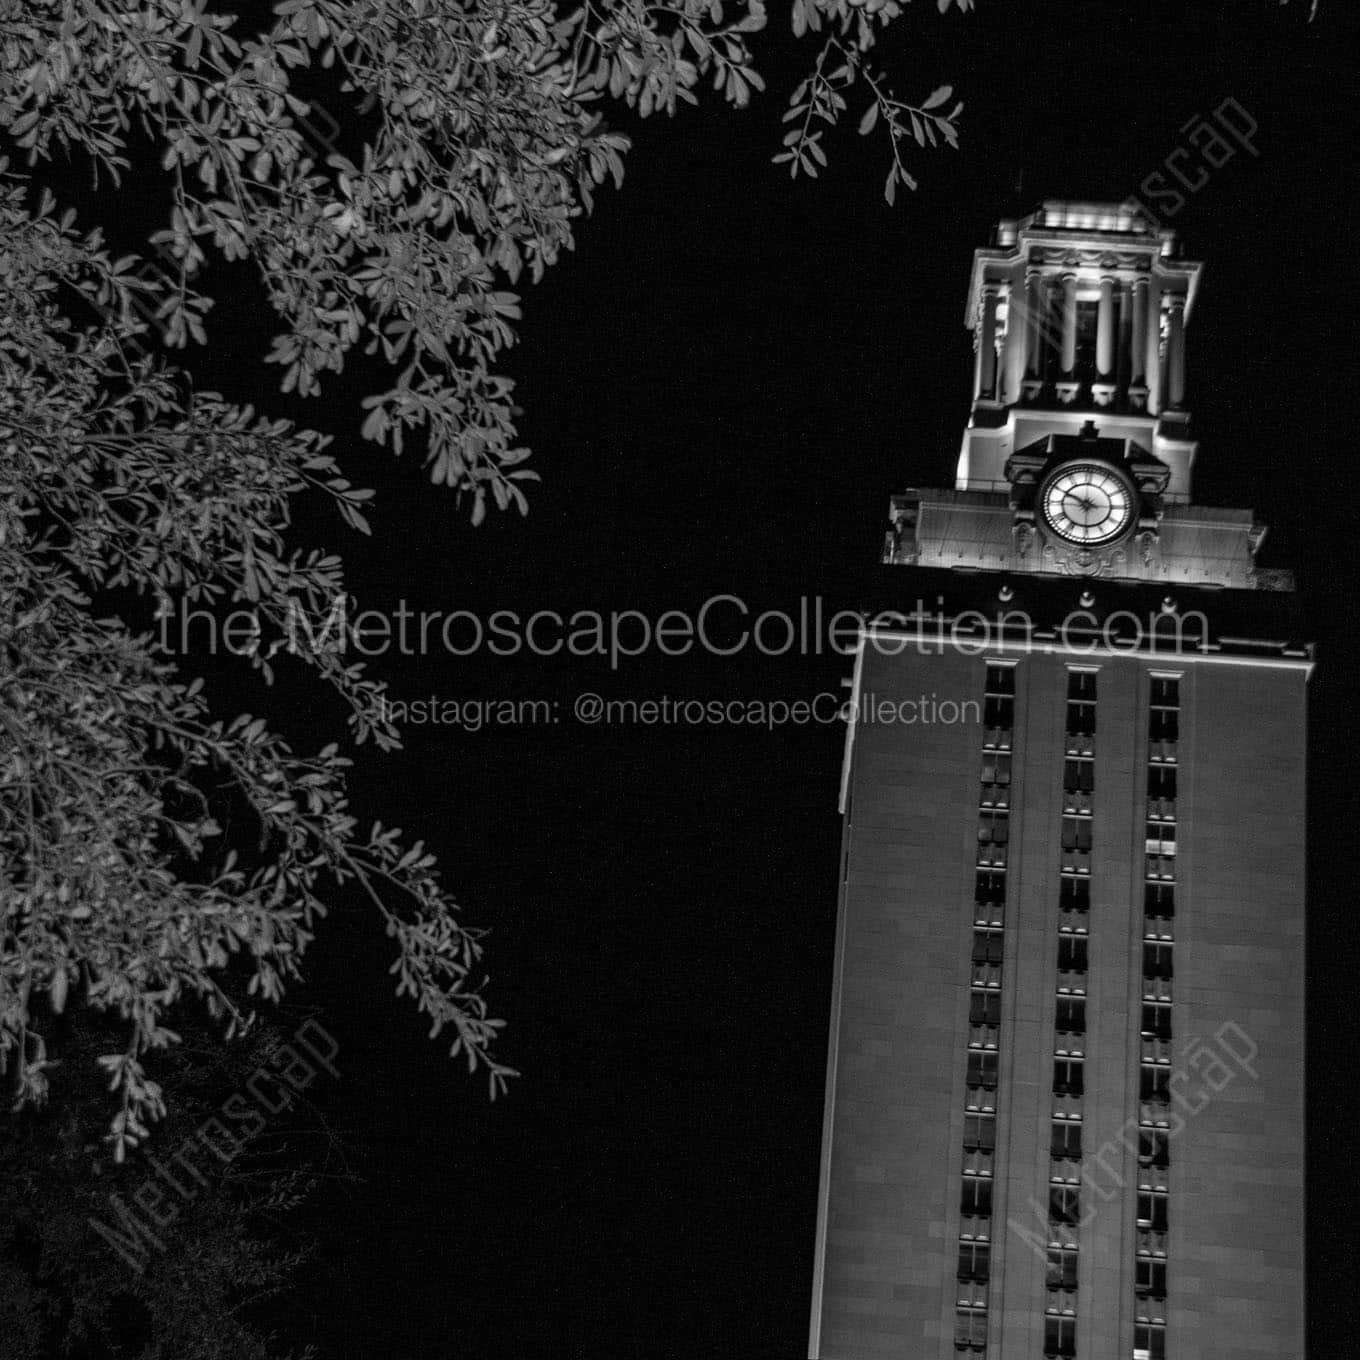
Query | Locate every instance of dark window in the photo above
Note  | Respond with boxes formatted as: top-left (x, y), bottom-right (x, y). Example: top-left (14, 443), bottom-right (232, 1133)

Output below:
top-left (972, 930), bottom-right (1004, 965)
top-left (1150, 677), bottom-right (1180, 707)
top-left (1049, 1184), bottom-right (1080, 1225)
top-left (1057, 936), bottom-right (1088, 973)
top-left (978, 810), bottom-right (1009, 844)
top-left (1053, 1058), bottom-right (1084, 1096)
top-left (1055, 997), bottom-right (1086, 1034)
top-left (1140, 1002), bottom-right (1172, 1041)
top-left (976, 871), bottom-right (1007, 906)
top-left (1149, 708), bottom-right (1180, 742)
top-left (1134, 1322), bottom-right (1166, 1360)
top-left (986, 663), bottom-right (1016, 696)
top-left (1140, 1065), bottom-right (1171, 1103)
top-left (1136, 1259), bottom-right (1167, 1300)
top-left (1060, 816), bottom-right (1093, 852)
top-left (984, 694), bottom-right (1014, 729)
top-left (1063, 757), bottom-right (1094, 793)
top-left (1073, 297), bottom-right (1099, 376)
top-left (1137, 1190), bottom-right (1169, 1232)
top-left (967, 1052), bottom-right (999, 1091)
top-left (963, 1113), bottom-right (996, 1153)
top-left (1051, 1120), bottom-right (1082, 1159)
top-left (1147, 766), bottom-right (1177, 800)
top-left (1143, 942), bottom-right (1174, 980)
top-left (1046, 1246), bottom-right (1079, 1289)
top-left (1138, 1129), bottom-right (1170, 1168)
top-left (962, 1175), bottom-right (993, 1217)
top-left (970, 990), bottom-right (1001, 1026)
top-left (1065, 700), bottom-right (1096, 737)
top-left (1044, 1314), bottom-right (1077, 1358)
top-left (1059, 876), bottom-right (1090, 913)
top-left (1144, 884), bottom-right (1175, 919)
top-left (957, 1240), bottom-right (990, 1283)
top-left (1067, 670), bottom-right (1097, 702)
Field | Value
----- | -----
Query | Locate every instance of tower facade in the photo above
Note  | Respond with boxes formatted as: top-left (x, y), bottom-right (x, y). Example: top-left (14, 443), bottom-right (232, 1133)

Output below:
top-left (809, 202), bottom-right (1309, 1360)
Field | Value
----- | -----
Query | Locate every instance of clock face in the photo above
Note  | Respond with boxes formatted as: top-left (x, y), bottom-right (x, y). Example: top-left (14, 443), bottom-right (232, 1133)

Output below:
top-left (1040, 462), bottom-right (1135, 546)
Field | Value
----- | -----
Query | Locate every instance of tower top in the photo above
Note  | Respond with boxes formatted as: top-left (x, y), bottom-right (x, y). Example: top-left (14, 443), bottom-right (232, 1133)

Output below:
top-left (956, 202), bottom-right (1202, 502)
top-left (883, 202), bottom-right (1294, 594)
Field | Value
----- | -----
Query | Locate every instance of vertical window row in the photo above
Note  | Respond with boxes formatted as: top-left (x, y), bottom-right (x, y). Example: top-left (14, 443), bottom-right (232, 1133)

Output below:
top-left (1134, 676), bottom-right (1178, 1360)
top-left (956, 662), bottom-right (1015, 1355)
top-left (1046, 670), bottom-right (1096, 1358)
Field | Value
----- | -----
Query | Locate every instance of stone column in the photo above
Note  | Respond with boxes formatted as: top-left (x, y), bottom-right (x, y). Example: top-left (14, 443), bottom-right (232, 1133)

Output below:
top-left (1130, 277), bottom-right (1149, 387)
top-left (1024, 271), bottom-right (1044, 376)
top-left (975, 282), bottom-right (1000, 401)
top-left (1165, 294), bottom-right (1186, 409)
top-left (1144, 280), bottom-right (1163, 415)
top-left (1096, 277), bottom-right (1116, 377)
top-left (1060, 273), bottom-right (1078, 375)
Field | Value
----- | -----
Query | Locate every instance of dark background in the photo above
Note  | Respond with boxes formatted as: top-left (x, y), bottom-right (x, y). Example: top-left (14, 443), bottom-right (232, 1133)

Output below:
top-left (89, 0), bottom-right (1360, 1355)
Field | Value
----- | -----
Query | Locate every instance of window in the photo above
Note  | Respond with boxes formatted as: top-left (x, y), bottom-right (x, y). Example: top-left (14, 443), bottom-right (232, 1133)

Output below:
top-left (1140, 1065), bottom-right (1171, 1104)
top-left (970, 990), bottom-right (1001, 1026)
top-left (967, 1051), bottom-right (999, 1091)
top-left (1055, 997), bottom-right (1086, 1035)
top-left (1066, 670), bottom-right (1097, 733)
top-left (1067, 670), bottom-right (1097, 702)
top-left (1137, 1190), bottom-right (1168, 1232)
top-left (1046, 1245), bottom-right (1079, 1289)
top-left (963, 1113), bottom-right (996, 1153)
top-left (1051, 1119), bottom-right (1082, 1159)
top-left (1072, 296), bottom-right (1099, 375)
top-left (1063, 757), bottom-right (1094, 793)
top-left (1145, 821), bottom-right (1176, 856)
top-left (1136, 1259), bottom-right (1167, 1300)
top-left (1140, 1002), bottom-right (1172, 1041)
top-left (975, 871), bottom-right (1007, 906)
top-left (1143, 942), bottom-right (1174, 980)
top-left (1049, 1184), bottom-right (1080, 1225)
top-left (1134, 1322), bottom-right (1166, 1360)
top-left (1138, 1129), bottom-right (1170, 1168)
top-left (1059, 876), bottom-right (1090, 914)
top-left (1144, 884), bottom-right (1175, 920)
top-left (1044, 1313), bottom-right (1077, 1358)
top-left (1066, 699), bottom-right (1096, 738)
top-left (1053, 1057), bottom-right (1084, 1096)
top-left (972, 930), bottom-right (1004, 965)
top-left (1149, 707), bottom-right (1180, 742)
top-left (961, 1175), bottom-right (993, 1217)
top-left (1057, 936), bottom-right (1088, 974)
top-left (1061, 816), bottom-right (1093, 852)
top-left (986, 663), bottom-right (1016, 696)
top-left (1147, 766), bottom-right (1177, 800)
top-left (957, 1240), bottom-right (990, 1283)
top-left (978, 810), bottom-right (1010, 844)
top-left (984, 664), bottom-right (1016, 731)
top-left (1150, 676), bottom-right (1180, 708)
top-left (980, 752), bottom-right (1012, 786)
top-left (984, 693), bottom-right (1014, 730)
top-left (955, 1305), bottom-right (987, 1352)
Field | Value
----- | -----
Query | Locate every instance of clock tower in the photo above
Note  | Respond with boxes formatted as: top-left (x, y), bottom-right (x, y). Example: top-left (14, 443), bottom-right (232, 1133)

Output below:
top-left (809, 203), bottom-right (1308, 1360)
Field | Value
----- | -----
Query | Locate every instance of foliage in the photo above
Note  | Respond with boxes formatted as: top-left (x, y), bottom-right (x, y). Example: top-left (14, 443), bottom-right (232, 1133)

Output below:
top-left (0, 1010), bottom-right (339, 1359)
top-left (777, 0), bottom-right (967, 202)
top-left (0, 0), bottom-right (970, 1148)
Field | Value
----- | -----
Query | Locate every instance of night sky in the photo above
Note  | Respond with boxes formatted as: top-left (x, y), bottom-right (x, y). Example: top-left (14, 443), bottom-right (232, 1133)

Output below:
top-left (112, 1), bottom-right (1359, 1354)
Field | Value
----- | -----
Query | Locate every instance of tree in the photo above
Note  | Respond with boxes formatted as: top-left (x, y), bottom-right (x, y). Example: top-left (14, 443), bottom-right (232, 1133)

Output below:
top-left (0, 1006), bottom-right (342, 1359)
top-left (0, 0), bottom-right (980, 1151)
